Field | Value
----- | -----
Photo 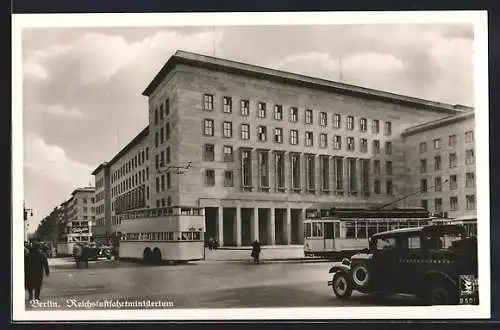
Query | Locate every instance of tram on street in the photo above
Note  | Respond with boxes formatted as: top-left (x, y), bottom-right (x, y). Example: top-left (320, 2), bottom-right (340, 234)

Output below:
top-left (303, 207), bottom-right (450, 260)
top-left (117, 206), bottom-right (205, 264)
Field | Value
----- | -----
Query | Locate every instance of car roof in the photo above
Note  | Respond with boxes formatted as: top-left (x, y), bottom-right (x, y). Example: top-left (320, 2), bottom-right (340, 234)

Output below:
top-left (371, 224), bottom-right (465, 239)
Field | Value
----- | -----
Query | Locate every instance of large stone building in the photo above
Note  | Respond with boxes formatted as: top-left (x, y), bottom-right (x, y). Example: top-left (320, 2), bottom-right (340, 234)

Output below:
top-left (133, 50), bottom-right (472, 247)
top-left (92, 162), bottom-right (111, 242)
top-left (402, 111), bottom-right (476, 227)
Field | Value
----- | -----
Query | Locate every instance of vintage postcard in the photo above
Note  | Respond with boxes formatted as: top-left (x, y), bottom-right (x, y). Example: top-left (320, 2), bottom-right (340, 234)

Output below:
top-left (12, 11), bottom-right (490, 321)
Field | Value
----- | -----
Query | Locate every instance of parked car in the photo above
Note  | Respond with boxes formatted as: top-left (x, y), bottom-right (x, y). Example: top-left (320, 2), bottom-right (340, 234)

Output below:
top-left (327, 224), bottom-right (478, 305)
top-left (97, 246), bottom-right (112, 260)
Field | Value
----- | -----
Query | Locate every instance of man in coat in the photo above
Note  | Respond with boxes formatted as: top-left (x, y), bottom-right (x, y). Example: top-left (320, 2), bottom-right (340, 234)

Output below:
top-left (251, 240), bottom-right (261, 264)
top-left (25, 241), bottom-right (50, 301)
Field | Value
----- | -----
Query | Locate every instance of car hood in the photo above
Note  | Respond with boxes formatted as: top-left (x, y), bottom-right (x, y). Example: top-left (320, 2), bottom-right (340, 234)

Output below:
top-left (350, 253), bottom-right (373, 261)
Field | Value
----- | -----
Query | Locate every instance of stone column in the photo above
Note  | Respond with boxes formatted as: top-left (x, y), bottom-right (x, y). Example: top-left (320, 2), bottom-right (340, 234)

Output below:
top-left (235, 207), bottom-right (242, 247)
top-left (269, 207), bottom-right (276, 245)
top-left (252, 207), bottom-right (259, 242)
top-left (299, 208), bottom-right (305, 244)
top-left (286, 208), bottom-right (292, 245)
top-left (217, 207), bottom-right (224, 247)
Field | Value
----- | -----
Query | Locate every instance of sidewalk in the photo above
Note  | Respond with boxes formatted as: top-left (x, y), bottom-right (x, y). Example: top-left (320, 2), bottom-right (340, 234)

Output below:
top-left (204, 246), bottom-right (306, 261)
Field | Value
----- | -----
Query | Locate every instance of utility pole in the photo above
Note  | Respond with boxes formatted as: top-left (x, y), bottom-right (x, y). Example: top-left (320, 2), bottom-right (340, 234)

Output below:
top-left (23, 202), bottom-right (34, 242)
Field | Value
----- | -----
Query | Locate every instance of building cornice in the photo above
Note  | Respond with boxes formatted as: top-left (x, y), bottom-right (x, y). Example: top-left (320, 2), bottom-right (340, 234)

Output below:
top-left (402, 111), bottom-right (475, 137)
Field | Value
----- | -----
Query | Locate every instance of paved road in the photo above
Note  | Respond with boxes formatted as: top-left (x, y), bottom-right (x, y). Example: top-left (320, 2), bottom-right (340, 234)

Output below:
top-left (25, 259), bottom-right (422, 310)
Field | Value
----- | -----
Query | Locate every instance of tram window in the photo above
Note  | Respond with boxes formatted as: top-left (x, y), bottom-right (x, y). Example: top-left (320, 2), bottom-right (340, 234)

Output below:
top-left (313, 222), bottom-right (323, 237)
top-left (304, 223), bottom-right (312, 238)
top-left (408, 236), bottom-right (421, 250)
top-left (181, 232), bottom-right (189, 240)
top-left (409, 221), bottom-right (419, 228)
top-left (172, 232), bottom-right (180, 241)
top-left (368, 223), bottom-right (377, 237)
top-left (389, 221), bottom-right (398, 231)
top-left (357, 222), bottom-right (367, 238)
top-left (324, 222), bottom-right (334, 239)
top-left (334, 222), bottom-right (341, 238)
top-left (193, 232), bottom-right (201, 240)
top-left (345, 221), bottom-right (355, 239)
top-left (378, 222), bottom-right (388, 233)
top-left (399, 221), bottom-right (409, 229)
top-left (167, 232), bottom-right (174, 241)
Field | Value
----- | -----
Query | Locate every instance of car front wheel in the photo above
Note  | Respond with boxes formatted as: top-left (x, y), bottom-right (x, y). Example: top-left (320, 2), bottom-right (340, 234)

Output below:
top-left (426, 281), bottom-right (457, 305)
top-left (332, 272), bottom-right (353, 299)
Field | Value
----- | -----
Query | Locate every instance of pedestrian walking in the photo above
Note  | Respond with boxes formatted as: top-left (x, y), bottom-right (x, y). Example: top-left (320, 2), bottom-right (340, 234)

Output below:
top-left (251, 240), bottom-right (261, 264)
top-left (25, 241), bottom-right (50, 301)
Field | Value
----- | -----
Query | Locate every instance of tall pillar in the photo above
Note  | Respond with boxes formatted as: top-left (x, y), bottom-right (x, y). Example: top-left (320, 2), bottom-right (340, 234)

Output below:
top-left (285, 208), bottom-right (292, 245)
top-left (235, 207), bottom-right (242, 247)
top-left (217, 207), bottom-right (224, 247)
top-left (299, 209), bottom-right (305, 244)
top-left (252, 207), bottom-right (259, 242)
top-left (269, 207), bottom-right (276, 245)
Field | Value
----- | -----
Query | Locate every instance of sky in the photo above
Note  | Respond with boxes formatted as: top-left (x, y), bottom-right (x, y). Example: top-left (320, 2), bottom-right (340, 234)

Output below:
top-left (21, 23), bottom-right (475, 231)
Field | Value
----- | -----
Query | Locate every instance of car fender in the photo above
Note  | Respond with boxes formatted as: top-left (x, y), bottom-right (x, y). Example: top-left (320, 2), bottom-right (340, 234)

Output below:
top-left (329, 263), bottom-right (351, 274)
top-left (424, 270), bottom-right (457, 289)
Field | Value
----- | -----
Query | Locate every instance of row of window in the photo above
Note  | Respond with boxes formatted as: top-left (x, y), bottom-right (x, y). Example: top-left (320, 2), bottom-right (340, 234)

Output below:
top-left (421, 194), bottom-right (476, 212)
top-left (112, 185), bottom-right (147, 214)
top-left (95, 204), bottom-right (105, 216)
top-left (111, 147), bottom-right (149, 184)
top-left (203, 94), bottom-right (393, 135)
top-left (419, 150), bottom-right (475, 172)
top-left (155, 197), bottom-right (173, 208)
top-left (155, 173), bottom-right (172, 193)
top-left (420, 172), bottom-right (475, 192)
top-left (153, 98), bottom-right (170, 125)
top-left (155, 147), bottom-right (171, 169)
top-left (112, 167), bottom-right (150, 198)
top-left (154, 122), bottom-right (171, 147)
top-left (121, 231), bottom-right (202, 242)
top-left (419, 131), bottom-right (474, 153)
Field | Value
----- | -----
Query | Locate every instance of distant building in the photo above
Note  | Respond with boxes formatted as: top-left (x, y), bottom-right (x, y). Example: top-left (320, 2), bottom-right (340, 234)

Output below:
top-left (92, 162), bottom-right (111, 242)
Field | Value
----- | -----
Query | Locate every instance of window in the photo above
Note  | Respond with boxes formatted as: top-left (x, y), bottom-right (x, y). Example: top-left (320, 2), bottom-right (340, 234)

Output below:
top-left (385, 141), bottom-right (392, 155)
top-left (223, 96), bottom-right (232, 113)
top-left (258, 126), bottom-right (267, 142)
top-left (434, 155), bottom-right (442, 171)
top-left (224, 171), bottom-right (234, 187)
top-left (166, 173), bottom-right (171, 190)
top-left (420, 142), bottom-right (427, 153)
top-left (203, 94), bottom-right (214, 111)
top-left (305, 154), bottom-right (315, 191)
top-left (360, 118), bottom-right (367, 132)
top-left (203, 144), bottom-right (215, 161)
top-left (160, 104), bottom-right (164, 120)
top-left (258, 151), bottom-right (270, 188)
top-left (165, 98), bottom-right (170, 116)
top-left (420, 179), bottom-right (428, 193)
top-left (161, 174), bottom-right (165, 191)
top-left (450, 196), bottom-right (458, 211)
top-left (434, 198), bottom-right (443, 213)
top-left (347, 116), bottom-right (354, 130)
top-left (258, 102), bottom-right (266, 118)
top-left (155, 132), bottom-right (159, 147)
top-left (360, 138), bottom-right (368, 153)
top-left (274, 128), bottom-right (283, 143)
top-left (320, 133), bottom-right (327, 148)
top-left (386, 180), bottom-right (394, 195)
top-left (155, 177), bottom-right (160, 193)
top-left (159, 151), bottom-right (165, 167)
top-left (203, 119), bottom-right (214, 136)
top-left (334, 135), bottom-right (342, 150)
top-left (241, 149), bottom-right (252, 188)
top-left (372, 119), bottom-right (380, 134)
top-left (347, 137), bottom-right (355, 151)
top-left (386, 161), bottom-right (393, 175)
top-left (334, 157), bottom-right (344, 192)
top-left (320, 156), bottom-right (330, 191)
top-left (465, 130), bottom-right (474, 143)
top-left (154, 109), bottom-right (158, 125)
top-left (374, 160), bottom-right (381, 175)
top-left (291, 154), bottom-right (301, 190)
top-left (240, 124), bottom-right (250, 140)
top-left (421, 199), bottom-right (428, 210)
top-left (449, 134), bottom-right (457, 147)
top-left (420, 159), bottom-right (427, 173)
top-left (275, 152), bottom-right (285, 189)
top-left (361, 159), bottom-right (370, 195)
top-left (373, 140), bottom-right (380, 154)
top-left (274, 104), bottom-right (283, 120)
top-left (160, 128), bottom-right (165, 144)
top-left (435, 177), bottom-right (442, 192)
top-left (449, 174), bottom-right (457, 190)
top-left (290, 130), bottom-right (299, 145)
top-left (449, 153), bottom-right (457, 168)
top-left (305, 109), bottom-right (313, 124)
top-left (320, 112), bottom-right (327, 126)
top-left (374, 180), bottom-right (381, 194)
top-left (466, 149), bottom-right (475, 165)
top-left (466, 195), bottom-right (476, 210)
top-left (305, 131), bottom-right (314, 147)
top-left (205, 169), bottom-right (215, 186)
top-left (334, 114), bottom-right (341, 128)
top-left (348, 158), bottom-right (357, 193)
top-left (290, 107), bottom-right (298, 122)
top-left (433, 138), bottom-right (441, 150)
top-left (223, 145), bottom-right (233, 162)
top-left (466, 172), bottom-right (475, 188)
top-left (166, 147), bottom-right (171, 164)
top-left (223, 121), bottom-right (233, 138)
top-left (240, 99), bottom-right (249, 116)
top-left (384, 121), bottom-right (392, 136)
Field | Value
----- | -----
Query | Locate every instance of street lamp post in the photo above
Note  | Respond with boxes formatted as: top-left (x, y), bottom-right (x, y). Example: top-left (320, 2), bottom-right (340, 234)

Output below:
top-left (23, 202), bottom-right (34, 242)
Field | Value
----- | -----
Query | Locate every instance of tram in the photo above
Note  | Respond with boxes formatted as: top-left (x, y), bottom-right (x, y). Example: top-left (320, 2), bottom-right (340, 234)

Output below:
top-left (117, 206), bottom-right (205, 264)
top-left (303, 207), bottom-right (448, 260)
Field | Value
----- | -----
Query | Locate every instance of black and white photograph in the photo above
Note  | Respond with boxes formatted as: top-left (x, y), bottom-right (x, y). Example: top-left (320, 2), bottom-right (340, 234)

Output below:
top-left (12, 11), bottom-right (490, 321)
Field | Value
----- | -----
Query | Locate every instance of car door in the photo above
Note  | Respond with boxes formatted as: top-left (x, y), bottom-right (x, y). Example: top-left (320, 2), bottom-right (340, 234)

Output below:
top-left (395, 235), bottom-right (423, 294)
top-left (371, 237), bottom-right (400, 292)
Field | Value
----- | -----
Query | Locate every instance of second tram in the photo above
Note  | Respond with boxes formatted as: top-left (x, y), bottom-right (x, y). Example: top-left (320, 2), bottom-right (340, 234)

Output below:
top-left (303, 207), bottom-right (450, 260)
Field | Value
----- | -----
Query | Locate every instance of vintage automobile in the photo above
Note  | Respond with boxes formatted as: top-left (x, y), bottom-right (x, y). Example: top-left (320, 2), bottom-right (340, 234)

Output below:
top-left (327, 224), bottom-right (478, 305)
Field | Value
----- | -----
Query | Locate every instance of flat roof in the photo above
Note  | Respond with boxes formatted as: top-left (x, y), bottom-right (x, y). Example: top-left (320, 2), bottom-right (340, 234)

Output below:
top-left (402, 111), bottom-right (475, 137)
top-left (108, 126), bottom-right (149, 166)
top-left (91, 162), bottom-right (109, 175)
top-left (70, 187), bottom-right (95, 196)
top-left (143, 50), bottom-right (470, 115)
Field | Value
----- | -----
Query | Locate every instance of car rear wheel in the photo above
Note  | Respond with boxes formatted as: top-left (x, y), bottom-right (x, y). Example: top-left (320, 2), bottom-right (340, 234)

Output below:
top-left (426, 281), bottom-right (457, 305)
top-left (332, 272), bottom-right (353, 299)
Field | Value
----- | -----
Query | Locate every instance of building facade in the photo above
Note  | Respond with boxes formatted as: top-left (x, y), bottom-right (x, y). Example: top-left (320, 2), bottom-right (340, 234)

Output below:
top-left (66, 187), bottom-right (96, 244)
top-left (92, 162), bottom-right (111, 242)
top-left (138, 50), bottom-right (471, 247)
top-left (402, 111), bottom-right (476, 220)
